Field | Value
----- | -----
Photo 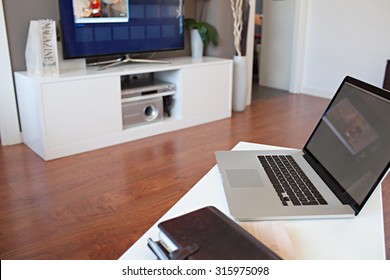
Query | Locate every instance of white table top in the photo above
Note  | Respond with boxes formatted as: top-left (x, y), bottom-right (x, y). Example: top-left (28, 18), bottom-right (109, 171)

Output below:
top-left (120, 142), bottom-right (386, 260)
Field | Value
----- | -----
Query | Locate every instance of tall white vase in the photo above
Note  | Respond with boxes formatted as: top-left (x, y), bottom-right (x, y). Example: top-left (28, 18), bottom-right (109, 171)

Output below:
top-left (232, 55), bottom-right (248, 112)
top-left (190, 29), bottom-right (204, 58)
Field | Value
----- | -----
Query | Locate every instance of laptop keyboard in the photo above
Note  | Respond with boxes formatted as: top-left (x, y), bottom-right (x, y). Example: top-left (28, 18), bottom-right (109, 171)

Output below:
top-left (258, 155), bottom-right (328, 206)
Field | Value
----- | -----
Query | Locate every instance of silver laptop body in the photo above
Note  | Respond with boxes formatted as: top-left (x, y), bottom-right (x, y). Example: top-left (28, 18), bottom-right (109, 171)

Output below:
top-left (215, 76), bottom-right (390, 220)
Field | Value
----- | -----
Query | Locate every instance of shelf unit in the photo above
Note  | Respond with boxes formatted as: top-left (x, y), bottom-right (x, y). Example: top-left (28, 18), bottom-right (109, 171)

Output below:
top-left (14, 56), bottom-right (233, 160)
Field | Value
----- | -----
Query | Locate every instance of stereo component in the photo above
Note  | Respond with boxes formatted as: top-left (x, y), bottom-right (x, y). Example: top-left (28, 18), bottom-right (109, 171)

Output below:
top-left (121, 78), bottom-right (176, 99)
top-left (122, 96), bottom-right (164, 128)
top-left (120, 76), bottom-right (176, 129)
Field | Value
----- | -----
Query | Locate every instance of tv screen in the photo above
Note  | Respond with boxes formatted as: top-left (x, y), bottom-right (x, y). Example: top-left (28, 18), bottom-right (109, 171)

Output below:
top-left (58, 0), bottom-right (185, 59)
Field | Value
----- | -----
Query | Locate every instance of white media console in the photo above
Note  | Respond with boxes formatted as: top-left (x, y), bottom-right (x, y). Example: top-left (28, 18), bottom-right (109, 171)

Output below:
top-left (14, 56), bottom-right (233, 160)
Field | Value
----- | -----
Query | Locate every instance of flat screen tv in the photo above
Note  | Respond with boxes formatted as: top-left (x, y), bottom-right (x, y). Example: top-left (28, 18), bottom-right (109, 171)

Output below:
top-left (58, 0), bottom-right (185, 66)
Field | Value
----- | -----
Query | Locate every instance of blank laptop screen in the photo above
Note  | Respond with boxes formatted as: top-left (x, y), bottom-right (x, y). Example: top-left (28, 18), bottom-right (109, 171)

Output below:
top-left (305, 80), bottom-right (390, 207)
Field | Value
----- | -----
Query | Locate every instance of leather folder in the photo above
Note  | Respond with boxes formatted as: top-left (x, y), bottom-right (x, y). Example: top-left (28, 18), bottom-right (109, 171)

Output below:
top-left (148, 206), bottom-right (282, 260)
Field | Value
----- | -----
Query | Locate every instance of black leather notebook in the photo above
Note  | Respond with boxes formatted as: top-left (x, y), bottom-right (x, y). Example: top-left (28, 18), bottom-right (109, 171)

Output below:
top-left (149, 206), bottom-right (282, 260)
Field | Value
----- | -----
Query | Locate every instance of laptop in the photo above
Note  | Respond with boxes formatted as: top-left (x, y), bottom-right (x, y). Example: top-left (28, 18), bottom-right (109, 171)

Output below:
top-left (215, 76), bottom-right (390, 220)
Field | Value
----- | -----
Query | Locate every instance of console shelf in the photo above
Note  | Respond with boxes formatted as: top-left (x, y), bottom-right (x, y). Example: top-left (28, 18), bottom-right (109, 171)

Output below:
top-left (14, 56), bottom-right (233, 160)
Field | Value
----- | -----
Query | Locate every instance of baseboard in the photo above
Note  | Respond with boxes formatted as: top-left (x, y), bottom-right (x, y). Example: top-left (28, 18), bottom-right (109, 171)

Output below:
top-left (301, 86), bottom-right (333, 99)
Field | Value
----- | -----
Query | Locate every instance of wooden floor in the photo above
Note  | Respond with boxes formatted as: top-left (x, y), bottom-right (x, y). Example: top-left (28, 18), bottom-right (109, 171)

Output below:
top-left (0, 92), bottom-right (388, 259)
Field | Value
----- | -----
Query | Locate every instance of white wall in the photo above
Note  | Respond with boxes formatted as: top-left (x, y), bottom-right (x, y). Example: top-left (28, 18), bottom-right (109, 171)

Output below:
top-left (301, 0), bottom-right (390, 98)
top-left (0, 1), bottom-right (21, 145)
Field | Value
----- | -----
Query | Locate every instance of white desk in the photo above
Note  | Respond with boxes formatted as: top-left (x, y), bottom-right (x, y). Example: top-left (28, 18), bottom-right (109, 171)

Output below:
top-left (120, 142), bottom-right (386, 260)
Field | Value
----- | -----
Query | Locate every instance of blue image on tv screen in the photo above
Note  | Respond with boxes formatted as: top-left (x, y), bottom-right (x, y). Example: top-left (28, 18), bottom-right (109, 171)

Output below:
top-left (59, 0), bottom-right (184, 59)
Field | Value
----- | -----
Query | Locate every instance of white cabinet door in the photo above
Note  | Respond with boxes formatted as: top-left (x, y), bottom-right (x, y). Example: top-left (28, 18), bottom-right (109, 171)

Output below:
top-left (42, 76), bottom-right (122, 147)
top-left (180, 63), bottom-right (232, 118)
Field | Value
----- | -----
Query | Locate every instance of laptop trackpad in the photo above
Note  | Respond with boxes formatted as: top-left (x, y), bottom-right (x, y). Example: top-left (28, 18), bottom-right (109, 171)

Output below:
top-left (226, 169), bottom-right (264, 188)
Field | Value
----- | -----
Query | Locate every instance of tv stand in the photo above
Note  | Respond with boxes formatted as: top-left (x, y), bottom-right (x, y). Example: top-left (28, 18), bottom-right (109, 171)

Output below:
top-left (14, 56), bottom-right (233, 160)
top-left (96, 54), bottom-right (171, 71)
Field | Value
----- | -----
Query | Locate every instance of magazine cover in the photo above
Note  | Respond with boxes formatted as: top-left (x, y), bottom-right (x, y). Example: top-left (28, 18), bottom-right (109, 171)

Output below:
top-left (25, 19), bottom-right (59, 76)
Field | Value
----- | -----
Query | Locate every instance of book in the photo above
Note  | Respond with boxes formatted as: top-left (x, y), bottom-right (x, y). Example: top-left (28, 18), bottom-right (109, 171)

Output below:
top-left (148, 206), bottom-right (282, 260)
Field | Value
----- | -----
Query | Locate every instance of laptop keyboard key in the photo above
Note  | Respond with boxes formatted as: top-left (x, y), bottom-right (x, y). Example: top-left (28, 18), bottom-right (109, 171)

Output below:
top-left (317, 199), bottom-right (328, 205)
top-left (258, 155), bottom-right (328, 207)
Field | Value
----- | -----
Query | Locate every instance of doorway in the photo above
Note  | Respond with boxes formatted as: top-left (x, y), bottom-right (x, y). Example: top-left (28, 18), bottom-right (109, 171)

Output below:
top-left (254, 0), bottom-right (307, 94)
top-left (252, 0), bottom-right (263, 85)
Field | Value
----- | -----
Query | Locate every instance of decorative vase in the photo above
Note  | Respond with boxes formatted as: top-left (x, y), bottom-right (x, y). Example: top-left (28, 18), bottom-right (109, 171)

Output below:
top-left (232, 55), bottom-right (248, 112)
top-left (190, 29), bottom-right (204, 58)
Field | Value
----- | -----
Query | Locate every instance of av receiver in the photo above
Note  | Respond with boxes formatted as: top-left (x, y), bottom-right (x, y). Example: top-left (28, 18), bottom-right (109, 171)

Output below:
top-left (121, 77), bottom-right (176, 128)
top-left (121, 78), bottom-right (176, 99)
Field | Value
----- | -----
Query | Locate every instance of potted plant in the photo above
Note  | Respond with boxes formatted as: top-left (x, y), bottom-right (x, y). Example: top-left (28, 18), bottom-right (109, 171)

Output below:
top-left (184, 18), bottom-right (219, 58)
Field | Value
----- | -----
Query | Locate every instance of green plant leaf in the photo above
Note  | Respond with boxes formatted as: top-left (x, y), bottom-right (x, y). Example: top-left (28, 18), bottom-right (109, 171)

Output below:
top-left (184, 18), bottom-right (219, 48)
top-left (184, 18), bottom-right (197, 30)
top-left (202, 22), bottom-right (219, 46)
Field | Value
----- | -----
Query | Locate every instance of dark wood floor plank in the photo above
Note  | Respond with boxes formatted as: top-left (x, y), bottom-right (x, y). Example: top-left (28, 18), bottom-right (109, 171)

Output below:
top-left (0, 93), bottom-right (388, 259)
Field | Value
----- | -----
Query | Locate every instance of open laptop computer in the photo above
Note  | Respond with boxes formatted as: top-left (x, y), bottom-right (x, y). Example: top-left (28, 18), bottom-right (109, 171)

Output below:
top-left (215, 76), bottom-right (390, 220)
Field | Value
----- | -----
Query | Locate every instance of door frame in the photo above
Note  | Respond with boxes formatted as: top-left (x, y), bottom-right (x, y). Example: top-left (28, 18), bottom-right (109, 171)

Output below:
top-left (289, 0), bottom-right (309, 93)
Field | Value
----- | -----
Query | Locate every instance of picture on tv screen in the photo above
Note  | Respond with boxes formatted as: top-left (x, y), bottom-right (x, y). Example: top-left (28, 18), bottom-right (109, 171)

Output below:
top-left (73, 0), bottom-right (130, 24)
top-left (59, 0), bottom-right (185, 59)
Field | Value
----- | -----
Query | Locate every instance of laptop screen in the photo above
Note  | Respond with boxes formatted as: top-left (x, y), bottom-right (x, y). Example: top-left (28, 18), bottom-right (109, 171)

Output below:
top-left (304, 77), bottom-right (390, 212)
